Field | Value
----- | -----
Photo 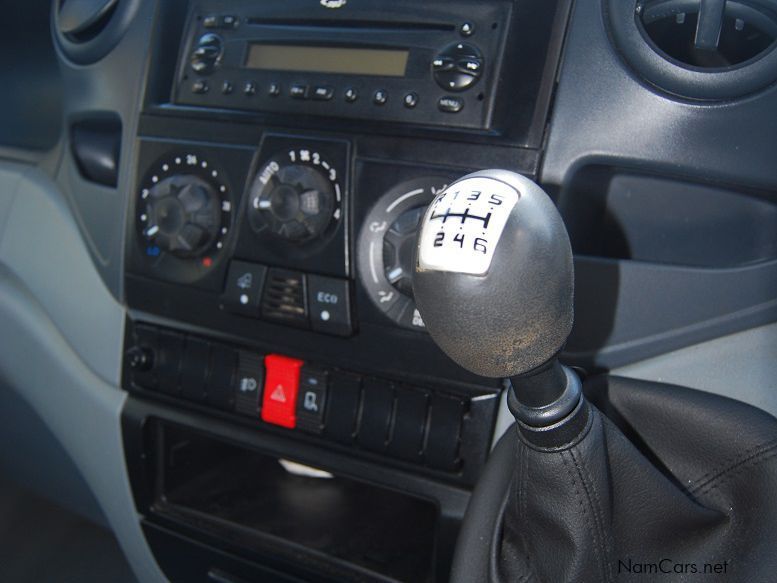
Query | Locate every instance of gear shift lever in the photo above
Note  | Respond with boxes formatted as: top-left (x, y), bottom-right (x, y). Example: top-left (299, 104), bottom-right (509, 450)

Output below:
top-left (414, 170), bottom-right (777, 583)
top-left (414, 170), bottom-right (583, 436)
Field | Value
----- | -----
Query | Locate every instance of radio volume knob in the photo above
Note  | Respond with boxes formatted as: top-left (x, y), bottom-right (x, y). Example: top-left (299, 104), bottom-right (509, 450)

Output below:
top-left (190, 33), bottom-right (223, 75)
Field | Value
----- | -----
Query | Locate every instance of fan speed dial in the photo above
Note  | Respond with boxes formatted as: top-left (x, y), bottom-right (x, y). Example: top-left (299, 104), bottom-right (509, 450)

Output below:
top-left (247, 149), bottom-right (342, 243)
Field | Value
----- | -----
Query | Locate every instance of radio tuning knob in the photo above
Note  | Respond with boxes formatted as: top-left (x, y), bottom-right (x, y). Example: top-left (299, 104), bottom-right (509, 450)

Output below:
top-left (143, 175), bottom-right (221, 257)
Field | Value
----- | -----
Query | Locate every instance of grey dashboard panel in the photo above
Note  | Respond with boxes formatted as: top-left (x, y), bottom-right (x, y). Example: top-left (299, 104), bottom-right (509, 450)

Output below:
top-left (614, 322), bottom-right (777, 419)
top-left (542, 0), bottom-right (777, 191)
top-left (0, 161), bottom-right (164, 582)
top-left (0, 381), bottom-right (107, 528)
top-left (542, 0), bottom-right (777, 368)
top-left (53, 0), bottom-right (161, 300)
top-left (0, 163), bottom-right (123, 384)
top-left (492, 322), bottom-right (777, 446)
top-left (568, 255), bottom-right (777, 369)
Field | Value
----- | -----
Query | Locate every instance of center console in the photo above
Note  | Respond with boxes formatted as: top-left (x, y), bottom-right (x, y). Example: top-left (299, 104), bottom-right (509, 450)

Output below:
top-left (121, 0), bottom-right (571, 580)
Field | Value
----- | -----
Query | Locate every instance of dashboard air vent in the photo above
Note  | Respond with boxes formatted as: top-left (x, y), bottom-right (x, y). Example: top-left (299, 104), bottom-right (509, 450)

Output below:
top-left (638, 0), bottom-right (777, 68)
top-left (607, 0), bottom-right (777, 99)
top-left (261, 269), bottom-right (308, 325)
top-left (52, 0), bottom-right (140, 64)
top-left (58, 0), bottom-right (119, 44)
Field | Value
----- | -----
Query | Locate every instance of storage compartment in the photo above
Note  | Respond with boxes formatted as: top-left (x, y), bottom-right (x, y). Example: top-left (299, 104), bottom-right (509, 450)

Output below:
top-left (149, 422), bottom-right (439, 582)
top-left (559, 166), bottom-right (777, 268)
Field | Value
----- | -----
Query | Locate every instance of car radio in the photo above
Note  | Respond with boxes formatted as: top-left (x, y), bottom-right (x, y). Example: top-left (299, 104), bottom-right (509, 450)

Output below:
top-left (174, 0), bottom-right (512, 130)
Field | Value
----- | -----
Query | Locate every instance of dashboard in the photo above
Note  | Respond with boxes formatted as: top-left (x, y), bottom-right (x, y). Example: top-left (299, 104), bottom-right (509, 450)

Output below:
top-left (1, 0), bottom-right (776, 581)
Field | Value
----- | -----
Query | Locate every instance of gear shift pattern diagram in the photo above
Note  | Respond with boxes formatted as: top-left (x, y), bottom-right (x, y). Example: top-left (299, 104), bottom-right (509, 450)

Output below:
top-left (417, 176), bottom-right (520, 275)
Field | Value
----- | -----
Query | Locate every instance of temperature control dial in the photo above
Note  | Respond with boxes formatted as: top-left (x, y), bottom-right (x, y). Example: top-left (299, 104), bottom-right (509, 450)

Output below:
top-left (248, 150), bottom-right (342, 243)
top-left (358, 177), bottom-right (451, 330)
top-left (137, 153), bottom-right (233, 264)
top-left (143, 175), bottom-right (219, 257)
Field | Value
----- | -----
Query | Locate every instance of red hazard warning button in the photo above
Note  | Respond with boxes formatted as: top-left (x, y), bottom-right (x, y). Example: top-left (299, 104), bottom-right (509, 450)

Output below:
top-left (261, 354), bottom-right (304, 428)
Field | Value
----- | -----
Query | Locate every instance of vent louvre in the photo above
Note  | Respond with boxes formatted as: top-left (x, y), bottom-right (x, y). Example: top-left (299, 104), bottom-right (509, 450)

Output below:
top-left (638, 0), bottom-right (777, 69)
top-left (52, 0), bottom-right (141, 65)
top-left (261, 269), bottom-right (308, 325)
top-left (58, 0), bottom-right (119, 43)
top-left (608, 0), bottom-right (777, 99)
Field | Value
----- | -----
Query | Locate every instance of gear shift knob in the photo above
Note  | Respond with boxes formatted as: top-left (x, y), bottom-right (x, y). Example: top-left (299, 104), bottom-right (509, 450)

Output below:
top-left (413, 170), bottom-right (574, 379)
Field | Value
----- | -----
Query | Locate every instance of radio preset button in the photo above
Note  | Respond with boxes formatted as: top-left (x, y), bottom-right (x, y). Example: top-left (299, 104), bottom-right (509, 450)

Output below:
top-left (244, 81), bottom-right (256, 96)
top-left (202, 14), bottom-right (239, 29)
top-left (221, 81), bottom-right (233, 95)
top-left (192, 80), bottom-right (209, 94)
top-left (373, 89), bottom-right (388, 105)
top-left (344, 88), bottom-right (358, 103)
top-left (221, 15), bottom-right (239, 29)
top-left (268, 82), bottom-right (281, 97)
top-left (438, 96), bottom-right (464, 113)
top-left (460, 22), bottom-right (475, 37)
top-left (403, 92), bottom-right (419, 109)
top-left (290, 84), bottom-right (309, 99)
top-left (313, 86), bottom-right (334, 101)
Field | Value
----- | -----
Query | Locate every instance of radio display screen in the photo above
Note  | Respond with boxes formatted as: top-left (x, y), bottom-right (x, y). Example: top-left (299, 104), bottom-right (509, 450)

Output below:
top-left (245, 44), bottom-right (409, 76)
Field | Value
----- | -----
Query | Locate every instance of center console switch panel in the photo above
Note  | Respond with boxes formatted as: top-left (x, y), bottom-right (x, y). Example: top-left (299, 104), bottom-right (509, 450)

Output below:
top-left (123, 320), bottom-right (498, 484)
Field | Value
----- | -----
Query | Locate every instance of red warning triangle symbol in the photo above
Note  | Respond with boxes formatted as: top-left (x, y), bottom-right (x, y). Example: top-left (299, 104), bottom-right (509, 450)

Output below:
top-left (270, 384), bottom-right (287, 403)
